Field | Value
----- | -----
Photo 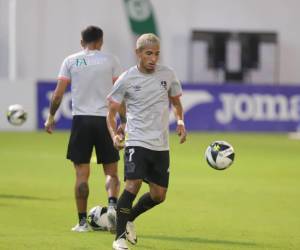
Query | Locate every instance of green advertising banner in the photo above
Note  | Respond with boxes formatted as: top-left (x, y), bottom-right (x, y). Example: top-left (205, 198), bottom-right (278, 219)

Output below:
top-left (124, 0), bottom-right (158, 36)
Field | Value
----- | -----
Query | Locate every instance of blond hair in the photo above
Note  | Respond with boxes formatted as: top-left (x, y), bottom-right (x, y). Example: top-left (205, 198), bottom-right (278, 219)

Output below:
top-left (136, 33), bottom-right (160, 51)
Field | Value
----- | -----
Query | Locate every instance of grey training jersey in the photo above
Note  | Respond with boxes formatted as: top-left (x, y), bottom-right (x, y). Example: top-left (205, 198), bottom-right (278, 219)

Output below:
top-left (108, 65), bottom-right (182, 151)
top-left (58, 49), bottom-right (121, 116)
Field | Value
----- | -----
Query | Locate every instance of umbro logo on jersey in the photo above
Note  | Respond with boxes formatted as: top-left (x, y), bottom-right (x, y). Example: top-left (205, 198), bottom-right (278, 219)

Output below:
top-left (160, 81), bottom-right (167, 90)
top-left (133, 85), bottom-right (142, 92)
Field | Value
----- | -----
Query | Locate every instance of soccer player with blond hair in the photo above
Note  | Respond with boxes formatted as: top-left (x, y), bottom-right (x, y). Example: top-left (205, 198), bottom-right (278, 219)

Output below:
top-left (107, 33), bottom-right (187, 250)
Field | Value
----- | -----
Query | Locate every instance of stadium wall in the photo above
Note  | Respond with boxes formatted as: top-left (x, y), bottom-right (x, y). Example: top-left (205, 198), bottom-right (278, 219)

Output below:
top-left (1, 0), bottom-right (300, 83)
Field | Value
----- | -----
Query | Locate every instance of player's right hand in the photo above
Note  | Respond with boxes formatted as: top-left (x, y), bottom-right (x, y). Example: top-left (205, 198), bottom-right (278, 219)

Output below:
top-left (113, 134), bottom-right (125, 150)
top-left (177, 124), bottom-right (187, 144)
top-left (44, 114), bottom-right (55, 134)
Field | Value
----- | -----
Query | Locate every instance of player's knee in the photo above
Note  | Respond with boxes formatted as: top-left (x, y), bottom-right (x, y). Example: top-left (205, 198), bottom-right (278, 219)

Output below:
top-left (75, 165), bottom-right (90, 180)
top-left (106, 173), bottom-right (119, 180)
top-left (125, 180), bottom-right (142, 195)
top-left (76, 172), bottom-right (89, 180)
top-left (103, 162), bottom-right (118, 176)
top-left (151, 193), bottom-right (166, 204)
top-left (106, 174), bottom-right (120, 184)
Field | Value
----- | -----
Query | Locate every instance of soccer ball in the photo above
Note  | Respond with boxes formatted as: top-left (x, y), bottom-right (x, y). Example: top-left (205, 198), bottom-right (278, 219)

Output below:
top-left (7, 104), bottom-right (27, 126)
top-left (87, 205), bottom-right (109, 231)
top-left (205, 141), bottom-right (235, 170)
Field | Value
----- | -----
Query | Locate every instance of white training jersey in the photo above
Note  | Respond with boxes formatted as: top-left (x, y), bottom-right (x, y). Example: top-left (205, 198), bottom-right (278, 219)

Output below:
top-left (58, 49), bottom-right (121, 116)
top-left (107, 65), bottom-right (182, 151)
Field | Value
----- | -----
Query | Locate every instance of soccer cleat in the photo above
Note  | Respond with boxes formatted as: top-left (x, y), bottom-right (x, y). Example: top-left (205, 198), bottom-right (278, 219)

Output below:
top-left (112, 238), bottom-right (129, 250)
top-left (126, 221), bottom-right (137, 245)
top-left (71, 221), bottom-right (90, 232)
top-left (107, 206), bottom-right (117, 232)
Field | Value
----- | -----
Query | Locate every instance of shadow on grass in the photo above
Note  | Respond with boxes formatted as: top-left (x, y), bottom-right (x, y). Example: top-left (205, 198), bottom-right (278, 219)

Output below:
top-left (141, 234), bottom-right (258, 247)
top-left (0, 194), bottom-right (54, 201)
top-left (0, 203), bottom-right (10, 206)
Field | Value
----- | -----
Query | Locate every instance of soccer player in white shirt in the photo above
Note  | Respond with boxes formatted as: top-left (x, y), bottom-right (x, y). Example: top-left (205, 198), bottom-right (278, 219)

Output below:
top-left (107, 33), bottom-right (187, 250)
top-left (44, 26), bottom-right (122, 232)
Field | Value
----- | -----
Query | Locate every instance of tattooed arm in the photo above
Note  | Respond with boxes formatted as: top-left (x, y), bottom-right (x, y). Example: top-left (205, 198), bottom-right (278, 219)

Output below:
top-left (44, 78), bottom-right (70, 134)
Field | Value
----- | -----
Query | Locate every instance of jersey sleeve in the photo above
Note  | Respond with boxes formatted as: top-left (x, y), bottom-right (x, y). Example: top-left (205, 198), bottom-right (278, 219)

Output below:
top-left (111, 55), bottom-right (122, 78)
top-left (58, 57), bottom-right (71, 81)
top-left (107, 72), bottom-right (127, 104)
top-left (168, 70), bottom-right (182, 98)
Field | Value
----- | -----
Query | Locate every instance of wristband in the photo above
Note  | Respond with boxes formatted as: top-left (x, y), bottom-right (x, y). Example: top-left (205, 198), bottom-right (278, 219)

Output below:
top-left (177, 120), bottom-right (185, 126)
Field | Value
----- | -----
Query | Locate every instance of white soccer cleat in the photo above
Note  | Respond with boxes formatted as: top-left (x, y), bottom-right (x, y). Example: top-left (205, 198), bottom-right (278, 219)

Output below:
top-left (112, 238), bottom-right (129, 250)
top-left (126, 221), bottom-right (137, 245)
top-left (107, 206), bottom-right (117, 232)
top-left (71, 222), bottom-right (90, 232)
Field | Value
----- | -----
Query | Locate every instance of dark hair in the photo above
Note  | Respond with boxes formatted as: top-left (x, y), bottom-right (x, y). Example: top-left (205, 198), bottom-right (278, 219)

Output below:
top-left (81, 26), bottom-right (103, 43)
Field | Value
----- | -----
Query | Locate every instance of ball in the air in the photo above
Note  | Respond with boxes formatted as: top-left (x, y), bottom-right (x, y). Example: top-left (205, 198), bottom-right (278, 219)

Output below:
top-left (7, 104), bottom-right (27, 126)
top-left (205, 141), bottom-right (235, 170)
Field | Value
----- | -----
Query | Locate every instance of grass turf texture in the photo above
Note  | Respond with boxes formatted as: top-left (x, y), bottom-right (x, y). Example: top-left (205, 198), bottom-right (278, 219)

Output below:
top-left (0, 132), bottom-right (299, 250)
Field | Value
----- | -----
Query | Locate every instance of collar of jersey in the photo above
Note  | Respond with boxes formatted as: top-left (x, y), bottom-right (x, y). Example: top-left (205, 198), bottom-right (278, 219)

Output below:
top-left (84, 49), bottom-right (100, 54)
top-left (135, 65), bottom-right (156, 76)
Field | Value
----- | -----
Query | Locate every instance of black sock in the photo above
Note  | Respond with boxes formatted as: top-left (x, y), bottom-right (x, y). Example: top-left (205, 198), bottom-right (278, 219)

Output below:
top-left (78, 212), bottom-right (87, 224)
top-left (108, 196), bottom-right (117, 208)
top-left (128, 192), bottom-right (160, 222)
top-left (116, 190), bottom-right (136, 240)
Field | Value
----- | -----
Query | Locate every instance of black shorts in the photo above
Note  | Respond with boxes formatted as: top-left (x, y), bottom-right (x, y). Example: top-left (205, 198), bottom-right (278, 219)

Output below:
top-left (67, 115), bottom-right (119, 164)
top-left (124, 146), bottom-right (170, 188)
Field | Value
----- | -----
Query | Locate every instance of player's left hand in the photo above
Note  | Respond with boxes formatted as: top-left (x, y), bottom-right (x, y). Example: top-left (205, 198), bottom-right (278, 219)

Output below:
top-left (113, 134), bottom-right (125, 150)
top-left (177, 124), bottom-right (187, 144)
top-left (44, 114), bottom-right (55, 134)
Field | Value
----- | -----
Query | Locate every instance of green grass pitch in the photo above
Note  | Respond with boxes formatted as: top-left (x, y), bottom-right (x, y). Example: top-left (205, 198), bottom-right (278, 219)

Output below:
top-left (0, 131), bottom-right (299, 250)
